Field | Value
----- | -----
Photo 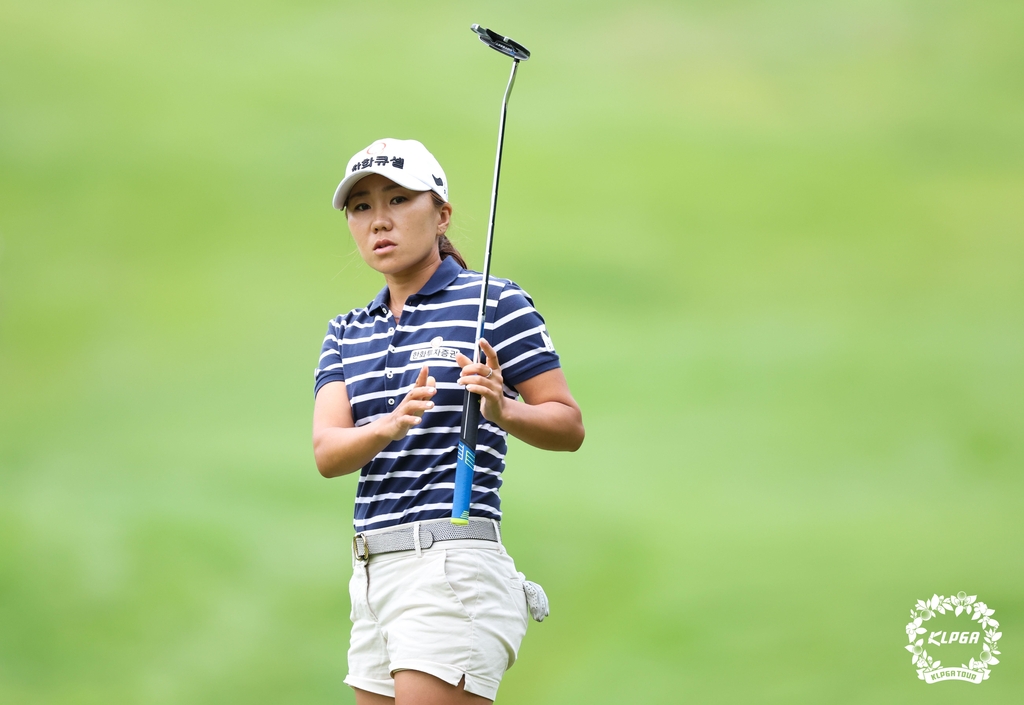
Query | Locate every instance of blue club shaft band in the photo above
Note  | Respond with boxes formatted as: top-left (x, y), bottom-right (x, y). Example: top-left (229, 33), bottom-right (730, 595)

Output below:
top-left (452, 442), bottom-right (476, 522)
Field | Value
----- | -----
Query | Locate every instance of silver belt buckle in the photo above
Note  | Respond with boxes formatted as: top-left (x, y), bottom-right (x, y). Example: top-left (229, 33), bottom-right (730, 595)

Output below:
top-left (353, 533), bottom-right (370, 562)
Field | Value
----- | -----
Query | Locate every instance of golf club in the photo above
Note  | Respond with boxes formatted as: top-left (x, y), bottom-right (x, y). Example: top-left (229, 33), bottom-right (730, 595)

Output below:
top-left (451, 24), bottom-right (531, 524)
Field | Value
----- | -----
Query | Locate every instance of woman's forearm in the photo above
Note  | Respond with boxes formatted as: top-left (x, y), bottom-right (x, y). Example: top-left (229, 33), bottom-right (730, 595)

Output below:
top-left (313, 421), bottom-right (392, 478)
top-left (498, 398), bottom-right (585, 452)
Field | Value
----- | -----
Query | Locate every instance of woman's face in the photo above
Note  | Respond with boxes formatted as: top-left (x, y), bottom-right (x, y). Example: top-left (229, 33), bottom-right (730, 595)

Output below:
top-left (345, 173), bottom-right (452, 276)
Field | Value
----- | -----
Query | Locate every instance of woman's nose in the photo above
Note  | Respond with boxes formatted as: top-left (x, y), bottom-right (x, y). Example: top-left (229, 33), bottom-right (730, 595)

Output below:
top-left (372, 217), bottom-right (390, 233)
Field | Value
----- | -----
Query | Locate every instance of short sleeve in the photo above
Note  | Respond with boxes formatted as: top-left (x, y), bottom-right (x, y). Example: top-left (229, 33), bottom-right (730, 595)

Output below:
top-left (489, 283), bottom-right (561, 389)
top-left (313, 316), bottom-right (346, 397)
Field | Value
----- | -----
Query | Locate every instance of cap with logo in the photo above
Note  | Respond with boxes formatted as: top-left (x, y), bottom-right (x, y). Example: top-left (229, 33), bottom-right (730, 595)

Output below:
top-left (333, 138), bottom-right (448, 210)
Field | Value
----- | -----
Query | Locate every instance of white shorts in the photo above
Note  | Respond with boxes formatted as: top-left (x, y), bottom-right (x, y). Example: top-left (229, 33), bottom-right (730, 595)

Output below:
top-left (344, 519), bottom-right (530, 701)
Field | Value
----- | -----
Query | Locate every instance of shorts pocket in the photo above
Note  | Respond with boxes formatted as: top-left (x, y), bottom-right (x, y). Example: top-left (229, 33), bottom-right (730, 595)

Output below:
top-left (505, 573), bottom-right (529, 626)
top-left (349, 567), bottom-right (371, 621)
top-left (429, 549), bottom-right (474, 620)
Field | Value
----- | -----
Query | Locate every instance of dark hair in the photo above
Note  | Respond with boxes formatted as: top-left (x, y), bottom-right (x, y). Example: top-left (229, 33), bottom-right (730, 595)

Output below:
top-left (430, 192), bottom-right (467, 269)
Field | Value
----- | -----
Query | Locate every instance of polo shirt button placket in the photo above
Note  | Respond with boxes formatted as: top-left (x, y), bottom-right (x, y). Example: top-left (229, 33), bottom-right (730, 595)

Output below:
top-left (384, 306), bottom-right (399, 411)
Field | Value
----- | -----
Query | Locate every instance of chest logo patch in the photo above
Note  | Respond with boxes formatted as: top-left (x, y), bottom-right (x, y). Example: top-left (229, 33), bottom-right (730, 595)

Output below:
top-left (410, 336), bottom-right (461, 362)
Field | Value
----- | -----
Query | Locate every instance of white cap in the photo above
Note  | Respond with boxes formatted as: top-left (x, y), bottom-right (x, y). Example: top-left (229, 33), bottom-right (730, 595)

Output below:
top-left (333, 138), bottom-right (448, 210)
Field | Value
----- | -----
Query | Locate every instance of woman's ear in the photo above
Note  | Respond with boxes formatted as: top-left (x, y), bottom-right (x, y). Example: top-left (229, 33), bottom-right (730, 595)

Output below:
top-left (437, 202), bottom-right (452, 235)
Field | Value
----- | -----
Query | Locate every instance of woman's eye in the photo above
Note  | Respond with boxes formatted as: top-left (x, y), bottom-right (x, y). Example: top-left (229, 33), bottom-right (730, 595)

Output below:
top-left (351, 202), bottom-right (369, 211)
top-left (391, 195), bottom-right (408, 205)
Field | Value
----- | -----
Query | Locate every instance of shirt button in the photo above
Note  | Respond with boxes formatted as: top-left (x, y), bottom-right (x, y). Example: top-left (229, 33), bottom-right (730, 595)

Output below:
top-left (389, 345), bottom-right (396, 353)
top-left (386, 371), bottom-right (394, 379)
top-left (388, 327), bottom-right (394, 334)
top-left (387, 398), bottom-right (395, 406)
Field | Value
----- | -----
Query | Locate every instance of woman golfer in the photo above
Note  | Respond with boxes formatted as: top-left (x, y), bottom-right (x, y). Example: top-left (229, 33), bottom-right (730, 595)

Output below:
top-left (312, 138), bottom-right (584, 705)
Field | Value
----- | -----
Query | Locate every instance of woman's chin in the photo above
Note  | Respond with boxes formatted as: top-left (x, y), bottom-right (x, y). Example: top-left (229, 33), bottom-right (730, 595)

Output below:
top-left (366, 249), bottom-right (438, 277)
top-left (368, 258), bottom-right (413, 277)
top-left (358, 247), bottom-right (399, 271)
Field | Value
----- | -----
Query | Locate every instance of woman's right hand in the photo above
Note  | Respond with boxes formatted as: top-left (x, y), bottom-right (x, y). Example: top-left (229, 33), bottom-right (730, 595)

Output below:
top-left (379, 365), bottom-right (436, 441)
top-left (313, 365), bottom-right (437, 478)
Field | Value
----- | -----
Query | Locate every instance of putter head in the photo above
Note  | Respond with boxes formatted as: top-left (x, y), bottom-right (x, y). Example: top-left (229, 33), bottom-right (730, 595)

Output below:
top-left (470, 24), bottom-right (531, 61)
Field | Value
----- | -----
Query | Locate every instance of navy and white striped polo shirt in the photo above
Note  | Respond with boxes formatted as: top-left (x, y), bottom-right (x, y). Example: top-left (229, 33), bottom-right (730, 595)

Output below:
top-left (314, 255), bottom-right (560, 531)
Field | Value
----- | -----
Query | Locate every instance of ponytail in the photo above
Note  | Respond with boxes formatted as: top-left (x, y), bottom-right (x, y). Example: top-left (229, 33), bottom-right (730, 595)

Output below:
top-left (438, 234), bottom-right (468, 269)
top-left (430, 191), bottom-right (468, 269)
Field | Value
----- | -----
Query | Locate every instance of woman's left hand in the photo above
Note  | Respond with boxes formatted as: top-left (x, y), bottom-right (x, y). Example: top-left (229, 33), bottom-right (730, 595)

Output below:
top-left (456, 338), bottom-right (506, 425)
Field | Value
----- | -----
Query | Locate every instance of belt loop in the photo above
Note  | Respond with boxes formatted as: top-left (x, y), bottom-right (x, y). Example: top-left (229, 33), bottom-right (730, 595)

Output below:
top-left (413, 521), bottom-right (422, 557)
top-left (491, 519), bottom-right (505, 554)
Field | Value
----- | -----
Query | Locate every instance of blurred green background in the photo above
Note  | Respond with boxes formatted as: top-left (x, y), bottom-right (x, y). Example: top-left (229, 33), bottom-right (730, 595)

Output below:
top-left (2, 0), bottom-right (1022, 702)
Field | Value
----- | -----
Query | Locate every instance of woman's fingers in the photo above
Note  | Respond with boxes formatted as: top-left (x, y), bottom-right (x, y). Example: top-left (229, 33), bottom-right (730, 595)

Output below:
top-left (383, 369), bottom-right (436, 440)
top-left (455, 352), bottom-right (486, 375)
top-left (399, 403), bottom-right (433, 417)
top-left (390, 369), bottom-right (435, 431)
top-left (404, 368), bottom-right (437, 402)
top-left (406, 385), bottom-right (436, 400)
top-left (461, 384), bottom-right (491, 396)
top-left (456, 353), bottom-right (499, 381)
top-left (452, 343), bottom-right (506, 424)
top-left (479, 338), bottom-right (500, 371)
top-left (399, 394), bottom-right (434, 415)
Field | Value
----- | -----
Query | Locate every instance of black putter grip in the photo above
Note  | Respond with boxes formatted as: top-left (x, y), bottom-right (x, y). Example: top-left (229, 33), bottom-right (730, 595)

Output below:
top-left (460, 388), bottom-right (481, 448)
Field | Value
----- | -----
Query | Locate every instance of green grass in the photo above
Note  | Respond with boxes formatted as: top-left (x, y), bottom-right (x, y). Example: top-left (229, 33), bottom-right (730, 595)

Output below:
top-left (2, 1), bottom-right (1022, 702)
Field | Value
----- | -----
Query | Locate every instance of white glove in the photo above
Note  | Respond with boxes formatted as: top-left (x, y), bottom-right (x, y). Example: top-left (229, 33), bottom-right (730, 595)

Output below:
top-left (518, 572), bottom-right (550, 622)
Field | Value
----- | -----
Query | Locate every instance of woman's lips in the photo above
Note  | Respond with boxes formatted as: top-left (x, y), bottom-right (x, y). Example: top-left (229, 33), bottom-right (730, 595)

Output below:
top-left (373, 239), bottom-right (396, 255)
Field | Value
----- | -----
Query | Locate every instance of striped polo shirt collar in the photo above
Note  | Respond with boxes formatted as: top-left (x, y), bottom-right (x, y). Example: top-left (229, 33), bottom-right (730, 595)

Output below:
top-left (367, 256), bottom-right (463, 314)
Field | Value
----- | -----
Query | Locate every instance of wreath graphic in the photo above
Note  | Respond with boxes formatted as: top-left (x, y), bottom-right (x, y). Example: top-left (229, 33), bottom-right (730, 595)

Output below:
top-left (905, 592), bottom-right (1001, 682)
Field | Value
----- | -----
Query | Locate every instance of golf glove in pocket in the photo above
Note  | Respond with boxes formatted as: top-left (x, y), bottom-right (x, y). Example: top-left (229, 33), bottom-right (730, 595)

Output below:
top-left (517, 572), bottom-right (549, 622)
